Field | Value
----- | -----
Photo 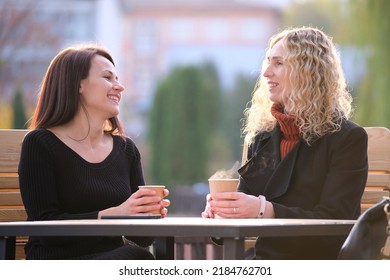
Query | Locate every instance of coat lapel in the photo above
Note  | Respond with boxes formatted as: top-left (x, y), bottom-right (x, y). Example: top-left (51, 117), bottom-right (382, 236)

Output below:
top-left (238, 127), bottom-right (301, 200)
top-left (263, 143), bottom-right (300, 199)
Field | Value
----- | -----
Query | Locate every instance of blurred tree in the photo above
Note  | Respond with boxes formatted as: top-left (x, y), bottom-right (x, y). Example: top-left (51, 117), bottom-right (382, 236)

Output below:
top-left (347, 0), bottom-right (390, 127)
top-left (12, 87), bottom-right (27, 129)
top-left (281, 0), bottom-right (347, 41)
top-left (148, 63), bottom-right (221, 187)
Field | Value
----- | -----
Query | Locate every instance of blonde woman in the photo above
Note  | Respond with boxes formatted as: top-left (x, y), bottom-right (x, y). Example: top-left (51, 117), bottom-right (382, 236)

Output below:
top-left (202, 27), bottom-right (368, 259)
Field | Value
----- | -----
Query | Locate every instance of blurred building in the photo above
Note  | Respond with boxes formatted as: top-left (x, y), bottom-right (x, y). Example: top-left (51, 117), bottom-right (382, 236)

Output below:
top-left (119, 0), bottom-right (285, 137)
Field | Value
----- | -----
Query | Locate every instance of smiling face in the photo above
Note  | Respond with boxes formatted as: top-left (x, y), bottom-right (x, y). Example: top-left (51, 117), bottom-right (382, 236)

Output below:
top-left (263, 39), bottom-right (291, 107)
top-left (79, 54), bottom-right (125, 120)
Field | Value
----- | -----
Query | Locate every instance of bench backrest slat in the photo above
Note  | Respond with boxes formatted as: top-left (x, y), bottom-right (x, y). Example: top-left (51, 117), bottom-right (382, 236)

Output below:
top-left (363, 127), bottom-right (390, 208)
top-left (0, 129), bottom-right (28, 173)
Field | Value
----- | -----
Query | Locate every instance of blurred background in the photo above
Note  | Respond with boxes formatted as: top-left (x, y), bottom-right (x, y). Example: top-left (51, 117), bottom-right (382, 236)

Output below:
top-left (1, 0), bottom-right (389, 216)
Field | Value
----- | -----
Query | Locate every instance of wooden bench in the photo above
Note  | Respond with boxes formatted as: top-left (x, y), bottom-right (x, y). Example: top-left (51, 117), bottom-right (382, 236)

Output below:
top-left (0, 129), bottom-right (29, 259)
top-left (360, 127), bottom-right (390, 211)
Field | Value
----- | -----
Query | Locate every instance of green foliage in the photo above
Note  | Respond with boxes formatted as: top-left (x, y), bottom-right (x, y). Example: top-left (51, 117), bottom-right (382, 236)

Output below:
top-left (148, 63), bottom-right (221, 187)
top-left (12, 87), bottom-right (28, 129)
top-left (281, 0), bottom-right (346, 42)
top-left (348, 0), bottom-right (390, 127)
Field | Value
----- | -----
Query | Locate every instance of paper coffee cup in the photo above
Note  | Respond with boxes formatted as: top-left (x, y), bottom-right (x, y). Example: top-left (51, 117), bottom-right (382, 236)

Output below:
top-left (208, 179), bottom-right (238, 219)
top-left (208, 178), bottom-right (239, 194)
top-left (138, 185), bottom-right (165, 214)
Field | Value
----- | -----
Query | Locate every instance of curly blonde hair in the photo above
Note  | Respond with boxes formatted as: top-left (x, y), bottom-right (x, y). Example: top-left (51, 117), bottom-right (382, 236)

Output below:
top-left (243, 27), bottom-right (353, 146)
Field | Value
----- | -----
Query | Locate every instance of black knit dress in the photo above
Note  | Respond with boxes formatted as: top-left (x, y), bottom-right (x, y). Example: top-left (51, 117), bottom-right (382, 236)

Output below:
top-left (18, 129), bottom-right (154, 260)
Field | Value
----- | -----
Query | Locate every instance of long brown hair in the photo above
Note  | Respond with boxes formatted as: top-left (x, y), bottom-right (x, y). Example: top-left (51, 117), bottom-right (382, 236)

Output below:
top-left (29, 44), bottom-right (124, 135)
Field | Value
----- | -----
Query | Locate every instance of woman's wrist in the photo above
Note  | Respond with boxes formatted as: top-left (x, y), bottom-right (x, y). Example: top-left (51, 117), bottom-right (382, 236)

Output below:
top-left (98, 206), bottom-right (117, 219)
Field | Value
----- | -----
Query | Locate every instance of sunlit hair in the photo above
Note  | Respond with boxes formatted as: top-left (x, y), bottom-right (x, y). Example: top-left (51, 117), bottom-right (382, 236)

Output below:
top-left (29, 44), bottom-right (125, 136)
top-left (243, 27), bottom-right (353, 145)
